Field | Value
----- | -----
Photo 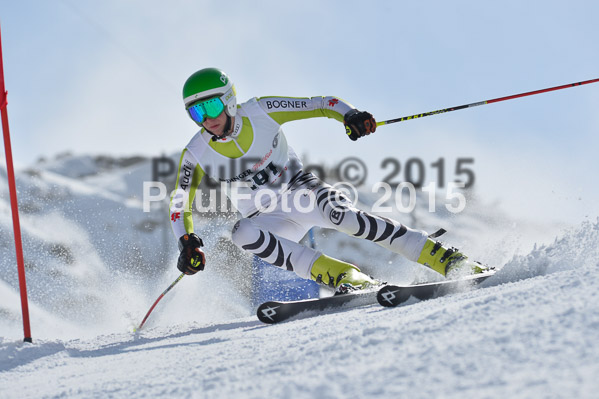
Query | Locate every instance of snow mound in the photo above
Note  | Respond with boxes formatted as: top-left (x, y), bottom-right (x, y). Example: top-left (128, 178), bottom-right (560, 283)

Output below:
top-left (489, 217), bottom-right (599, 285)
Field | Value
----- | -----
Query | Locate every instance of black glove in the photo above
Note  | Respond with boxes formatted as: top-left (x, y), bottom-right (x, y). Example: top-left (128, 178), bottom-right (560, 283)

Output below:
top-left (343, 109), bottom-right (376, 141)
top-left (177, 233), bottom-right (206, 275)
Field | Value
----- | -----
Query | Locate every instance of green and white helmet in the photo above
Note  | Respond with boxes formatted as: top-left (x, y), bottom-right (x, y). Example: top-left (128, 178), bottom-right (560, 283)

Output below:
top-left (182, 68), bottom-right (237, 118)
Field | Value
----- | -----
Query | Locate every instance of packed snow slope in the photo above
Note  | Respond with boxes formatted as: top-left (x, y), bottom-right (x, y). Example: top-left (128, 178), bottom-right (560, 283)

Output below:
top-left (1, 220), bottom-right (598, 398)
top-left (1, 154), bottom-right (598, 398)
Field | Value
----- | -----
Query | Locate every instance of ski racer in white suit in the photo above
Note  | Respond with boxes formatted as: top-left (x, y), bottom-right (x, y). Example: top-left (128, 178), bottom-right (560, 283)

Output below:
top-left (170, 68), bottom-right (485, 291)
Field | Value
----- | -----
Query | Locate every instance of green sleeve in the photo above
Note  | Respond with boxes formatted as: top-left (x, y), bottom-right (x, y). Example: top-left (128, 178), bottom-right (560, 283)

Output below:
top-left (256, 96), bottom-right (355, 125)
top-left (170, 149), bottom-right (205, 238)
top-left (183, 163), bottom-right (205, 233)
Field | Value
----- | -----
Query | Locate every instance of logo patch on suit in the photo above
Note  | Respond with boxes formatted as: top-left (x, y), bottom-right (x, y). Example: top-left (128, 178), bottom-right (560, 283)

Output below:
top-left (329, 208), bottom-right (345, 225)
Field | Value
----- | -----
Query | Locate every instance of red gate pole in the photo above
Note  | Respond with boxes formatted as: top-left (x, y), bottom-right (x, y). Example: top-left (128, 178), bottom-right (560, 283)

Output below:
top-left (0, 23), bottom-right (32, 343)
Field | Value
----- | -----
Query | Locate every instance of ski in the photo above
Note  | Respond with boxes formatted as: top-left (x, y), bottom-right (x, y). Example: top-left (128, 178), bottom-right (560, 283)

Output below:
top-left (256, 270), bottom-right (497, 323)
top-left (256, 288), bottom-right (381, 324)
top-left (377, 269), bottom-right (497, 307)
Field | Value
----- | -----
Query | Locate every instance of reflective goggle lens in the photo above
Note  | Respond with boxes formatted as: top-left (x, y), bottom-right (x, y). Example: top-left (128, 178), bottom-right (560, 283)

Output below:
top-left (187, 97), bottom-right (225, 124)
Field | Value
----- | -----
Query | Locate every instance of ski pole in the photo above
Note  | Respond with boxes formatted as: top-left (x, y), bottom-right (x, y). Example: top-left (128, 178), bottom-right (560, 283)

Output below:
top-left (377, 77), bottom-right (599, 126)
top-left (135, 272), bottom-right (185, 331)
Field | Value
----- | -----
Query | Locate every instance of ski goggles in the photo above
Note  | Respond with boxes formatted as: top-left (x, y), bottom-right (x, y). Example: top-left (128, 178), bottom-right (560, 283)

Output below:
top-left (187, 97), bottom-right (225, 124)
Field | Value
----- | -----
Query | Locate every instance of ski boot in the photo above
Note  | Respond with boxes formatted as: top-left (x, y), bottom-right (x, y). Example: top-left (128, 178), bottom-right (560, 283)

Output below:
top-left (310, 254), bottom-right (382, 294)
top-left (417, 238), bottom-right (491, 279)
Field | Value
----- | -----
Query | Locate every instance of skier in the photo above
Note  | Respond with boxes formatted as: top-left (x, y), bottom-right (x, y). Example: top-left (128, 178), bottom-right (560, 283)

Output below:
top-left (170, 67), bottom-right (485, 292)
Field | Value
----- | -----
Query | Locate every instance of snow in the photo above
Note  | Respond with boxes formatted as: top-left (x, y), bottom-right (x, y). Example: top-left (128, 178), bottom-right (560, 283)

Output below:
top-left (1, 154), bottom-right (599, 398)
top-left (2, 257), bottom-right (598, 398)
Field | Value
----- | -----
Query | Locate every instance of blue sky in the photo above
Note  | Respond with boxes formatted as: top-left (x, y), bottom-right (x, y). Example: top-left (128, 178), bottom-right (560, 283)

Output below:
top-left (1, 0), bottom-right (598, 225)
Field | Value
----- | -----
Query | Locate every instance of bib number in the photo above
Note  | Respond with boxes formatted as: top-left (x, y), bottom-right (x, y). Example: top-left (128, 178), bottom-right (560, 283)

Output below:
top-left (250, 162), bottom-right (280, 189)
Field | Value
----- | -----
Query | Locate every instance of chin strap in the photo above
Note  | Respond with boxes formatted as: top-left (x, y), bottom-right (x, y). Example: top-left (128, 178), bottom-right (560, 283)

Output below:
top-left (208, 115), bottom-right (233, 141)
